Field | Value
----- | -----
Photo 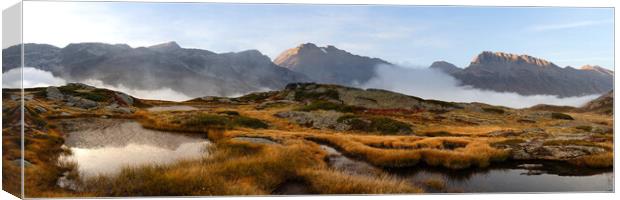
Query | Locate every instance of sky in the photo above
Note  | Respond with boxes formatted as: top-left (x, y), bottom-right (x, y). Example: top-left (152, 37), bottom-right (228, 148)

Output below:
top-left (22, 1), bottom-right (614, 69)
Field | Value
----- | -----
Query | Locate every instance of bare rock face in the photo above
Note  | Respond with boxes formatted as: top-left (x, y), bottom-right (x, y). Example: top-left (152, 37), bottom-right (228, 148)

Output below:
top-left (430, 52), bottom-right (613, 97)
top-left (46, 86), bottom-right (64, 101)
top-left (275, 110), bottom-right (350, 131)
top-left (274, 43), bottom-right (391, 86)
top-left (66, 96), bottom-right (98, 109)
top-left (114, 92), bottom-right (134, 106)
top-left (508, 141), bottom-right (607, 161)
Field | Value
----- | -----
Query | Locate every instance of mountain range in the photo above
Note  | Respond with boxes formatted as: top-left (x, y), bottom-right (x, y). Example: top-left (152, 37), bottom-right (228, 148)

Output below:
top-left (430, 51), bottom-right (613, 97)
top-left (2, 42), bottom-right (309, 97)
top-left (2, 42), bottom-right (613, 98)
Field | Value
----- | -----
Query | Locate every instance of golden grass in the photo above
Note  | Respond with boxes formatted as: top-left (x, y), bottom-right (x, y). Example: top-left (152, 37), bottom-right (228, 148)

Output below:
top-left (74, 139), bottom-right (421, 196)
top-left (421, 177), bottom-right (446, 191)
top-left (307, 135), bottom-right (508, 169)
top-left (569, 152), bottom-right (613, 168)
top-left (3, 87), bottom-right (613, 196)
top-left (298, 168), bottom-right (423, 194)
top-left (421, 125), bottom-right (512, 136)
top-left (2, 158), bottom-right (21, 197)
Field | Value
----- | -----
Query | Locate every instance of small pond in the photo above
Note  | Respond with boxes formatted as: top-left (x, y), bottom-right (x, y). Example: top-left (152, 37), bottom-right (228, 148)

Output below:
top-left (58, 119), bottom-right (211, 178)
top-left (318, 144), bottom-right (613, 193)
top-left (387, 161), bottom-right (613, 193)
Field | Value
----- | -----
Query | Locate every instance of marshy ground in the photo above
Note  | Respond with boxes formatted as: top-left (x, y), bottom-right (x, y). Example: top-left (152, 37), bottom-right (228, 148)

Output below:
top-left (1, 83), bottom-right (614, 197)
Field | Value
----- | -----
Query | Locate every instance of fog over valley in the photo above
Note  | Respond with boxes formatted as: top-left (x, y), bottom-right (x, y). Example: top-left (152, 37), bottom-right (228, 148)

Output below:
top-left (2, 66), bottom-right (601, 108)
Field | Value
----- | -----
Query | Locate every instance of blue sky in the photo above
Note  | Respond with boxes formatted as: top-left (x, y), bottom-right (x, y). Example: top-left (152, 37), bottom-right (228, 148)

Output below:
top-left (24, 1), bottom-right (614, 69)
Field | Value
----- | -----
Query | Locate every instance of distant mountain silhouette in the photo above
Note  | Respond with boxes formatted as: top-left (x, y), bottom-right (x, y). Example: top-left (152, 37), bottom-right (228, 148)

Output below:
top-left (274, 43), bottom-right (390, 86)
top-left (2, 43), bottom-right (612, 98)
top-left (429, 51), bottom-right (613, 97)
top-left (2, 42), bottom-right (309, 97)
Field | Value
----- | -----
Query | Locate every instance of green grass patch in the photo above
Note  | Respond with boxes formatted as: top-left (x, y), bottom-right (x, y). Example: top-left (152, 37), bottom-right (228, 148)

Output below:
top-left (58, 86), bottom-right (111, 102)
top-left (217, 110), bottom-right (240, 116)
top-left (421, 131), bottom-right (460, 137)
top-left (337, 115), bottom-right (413, 135)
top-left (424, 99), bottom-right (462, 109)
top-left (184, 114), bottom-right (268, 129)
top-left (184, 114), bottom-right (230, 128)
top-left (233, 116), bottom-right (269, 129)
top-left (482, 107), bottom-right (505, 114)
top-left (551, 112), bottom-right (574, 120)
top-left (294, 89), bottom-right (339, 101)
top-left (369, 117), bottom-right (413, 135)
top-left (236, 91), bottom-right (275, 102)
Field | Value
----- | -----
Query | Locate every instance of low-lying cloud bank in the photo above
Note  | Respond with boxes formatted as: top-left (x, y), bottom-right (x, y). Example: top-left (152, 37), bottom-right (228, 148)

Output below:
top-left (2, 67), bottom-right (192, 102)
top-left (2, 67), bottom-right (66, 88)
top-left (361, 65), bottom-right (600, 109)
top-left (3, 66), bottom-right (602, 108)
top-left (80, 79), bottom-right (193, 102)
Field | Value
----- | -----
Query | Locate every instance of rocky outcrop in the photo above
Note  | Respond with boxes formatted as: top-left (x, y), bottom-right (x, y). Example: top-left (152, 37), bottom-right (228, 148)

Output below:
top-left (46, 86), bottom-right (64, 100)
top-left (275, 111), bottom-right (350, 131)
top-left (499, 139), bottom-right (607, 161)
top-left (581, 90), bottom-right (613, 115)
top-left (46, 85), bottom-right (98, 109)
top-left (65, 96), bottom-right (98, 109)
top-left (431, 51), bottom-right (613, 97)
top-left (282, 83), bottom-right (462, 112)
top-left (274, 43), bottom-right (390, 86)
top-left (114, 92), bottom-right (134, 106)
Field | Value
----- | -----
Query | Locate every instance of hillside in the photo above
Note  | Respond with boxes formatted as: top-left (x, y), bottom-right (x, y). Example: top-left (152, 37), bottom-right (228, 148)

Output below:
top-left (2, 82), bottom-right (613, 196)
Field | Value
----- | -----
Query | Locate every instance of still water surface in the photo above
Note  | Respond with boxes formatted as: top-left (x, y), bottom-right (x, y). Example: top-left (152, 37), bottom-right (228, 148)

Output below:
top-left (59, 119), bottom-right (211, 178)
top-left (319, 144), bottom-right (613, 193)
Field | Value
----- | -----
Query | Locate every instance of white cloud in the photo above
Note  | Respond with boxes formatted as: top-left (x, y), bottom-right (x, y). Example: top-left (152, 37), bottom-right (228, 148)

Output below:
top-left (81, 79), bottom-right (193, 102)
top-left (1, 67), bottom-right (192, 101)
top-left (2, 67), bottom-right (66, 88)
top-left (528, 20), bottom-right (612, 32)
top-left (362, 65), bottom-right (600, 108)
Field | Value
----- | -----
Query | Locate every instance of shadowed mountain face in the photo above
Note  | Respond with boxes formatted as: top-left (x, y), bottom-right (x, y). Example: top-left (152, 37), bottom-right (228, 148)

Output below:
top-left (2, 42), bottom-right (309, 97)
top-left (430, 51), bottom-right (613, 97)
top-left (274, 43), bottom-right (391, 86)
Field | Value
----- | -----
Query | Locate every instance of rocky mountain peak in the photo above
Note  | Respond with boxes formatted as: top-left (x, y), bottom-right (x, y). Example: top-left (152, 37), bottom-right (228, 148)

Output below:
top-left (429, 61), bottom-right (462, 74)
top-left (471, 51), bottom-right (555, 67)
top-left (298, 42), bottom-right (319, 49)
top-left (148, 41), bottom-right (182, 52)
top-left (580, 65), bottom-right (614, 75)
top-left (274, 43), bottom-right (390, 86)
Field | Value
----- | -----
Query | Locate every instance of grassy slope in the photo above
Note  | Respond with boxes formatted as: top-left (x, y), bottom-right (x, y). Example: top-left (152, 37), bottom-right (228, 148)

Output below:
top-left (2, 84), bottom-right (613, 197)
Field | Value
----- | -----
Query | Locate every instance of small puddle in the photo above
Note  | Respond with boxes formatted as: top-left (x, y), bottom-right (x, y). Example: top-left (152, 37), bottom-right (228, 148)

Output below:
top-left (147, 105), bottom-right (198, 112)
top-left (58, 119), bottom-right (211, 179)
top-left (319, 145), bottom-right (380, 176)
